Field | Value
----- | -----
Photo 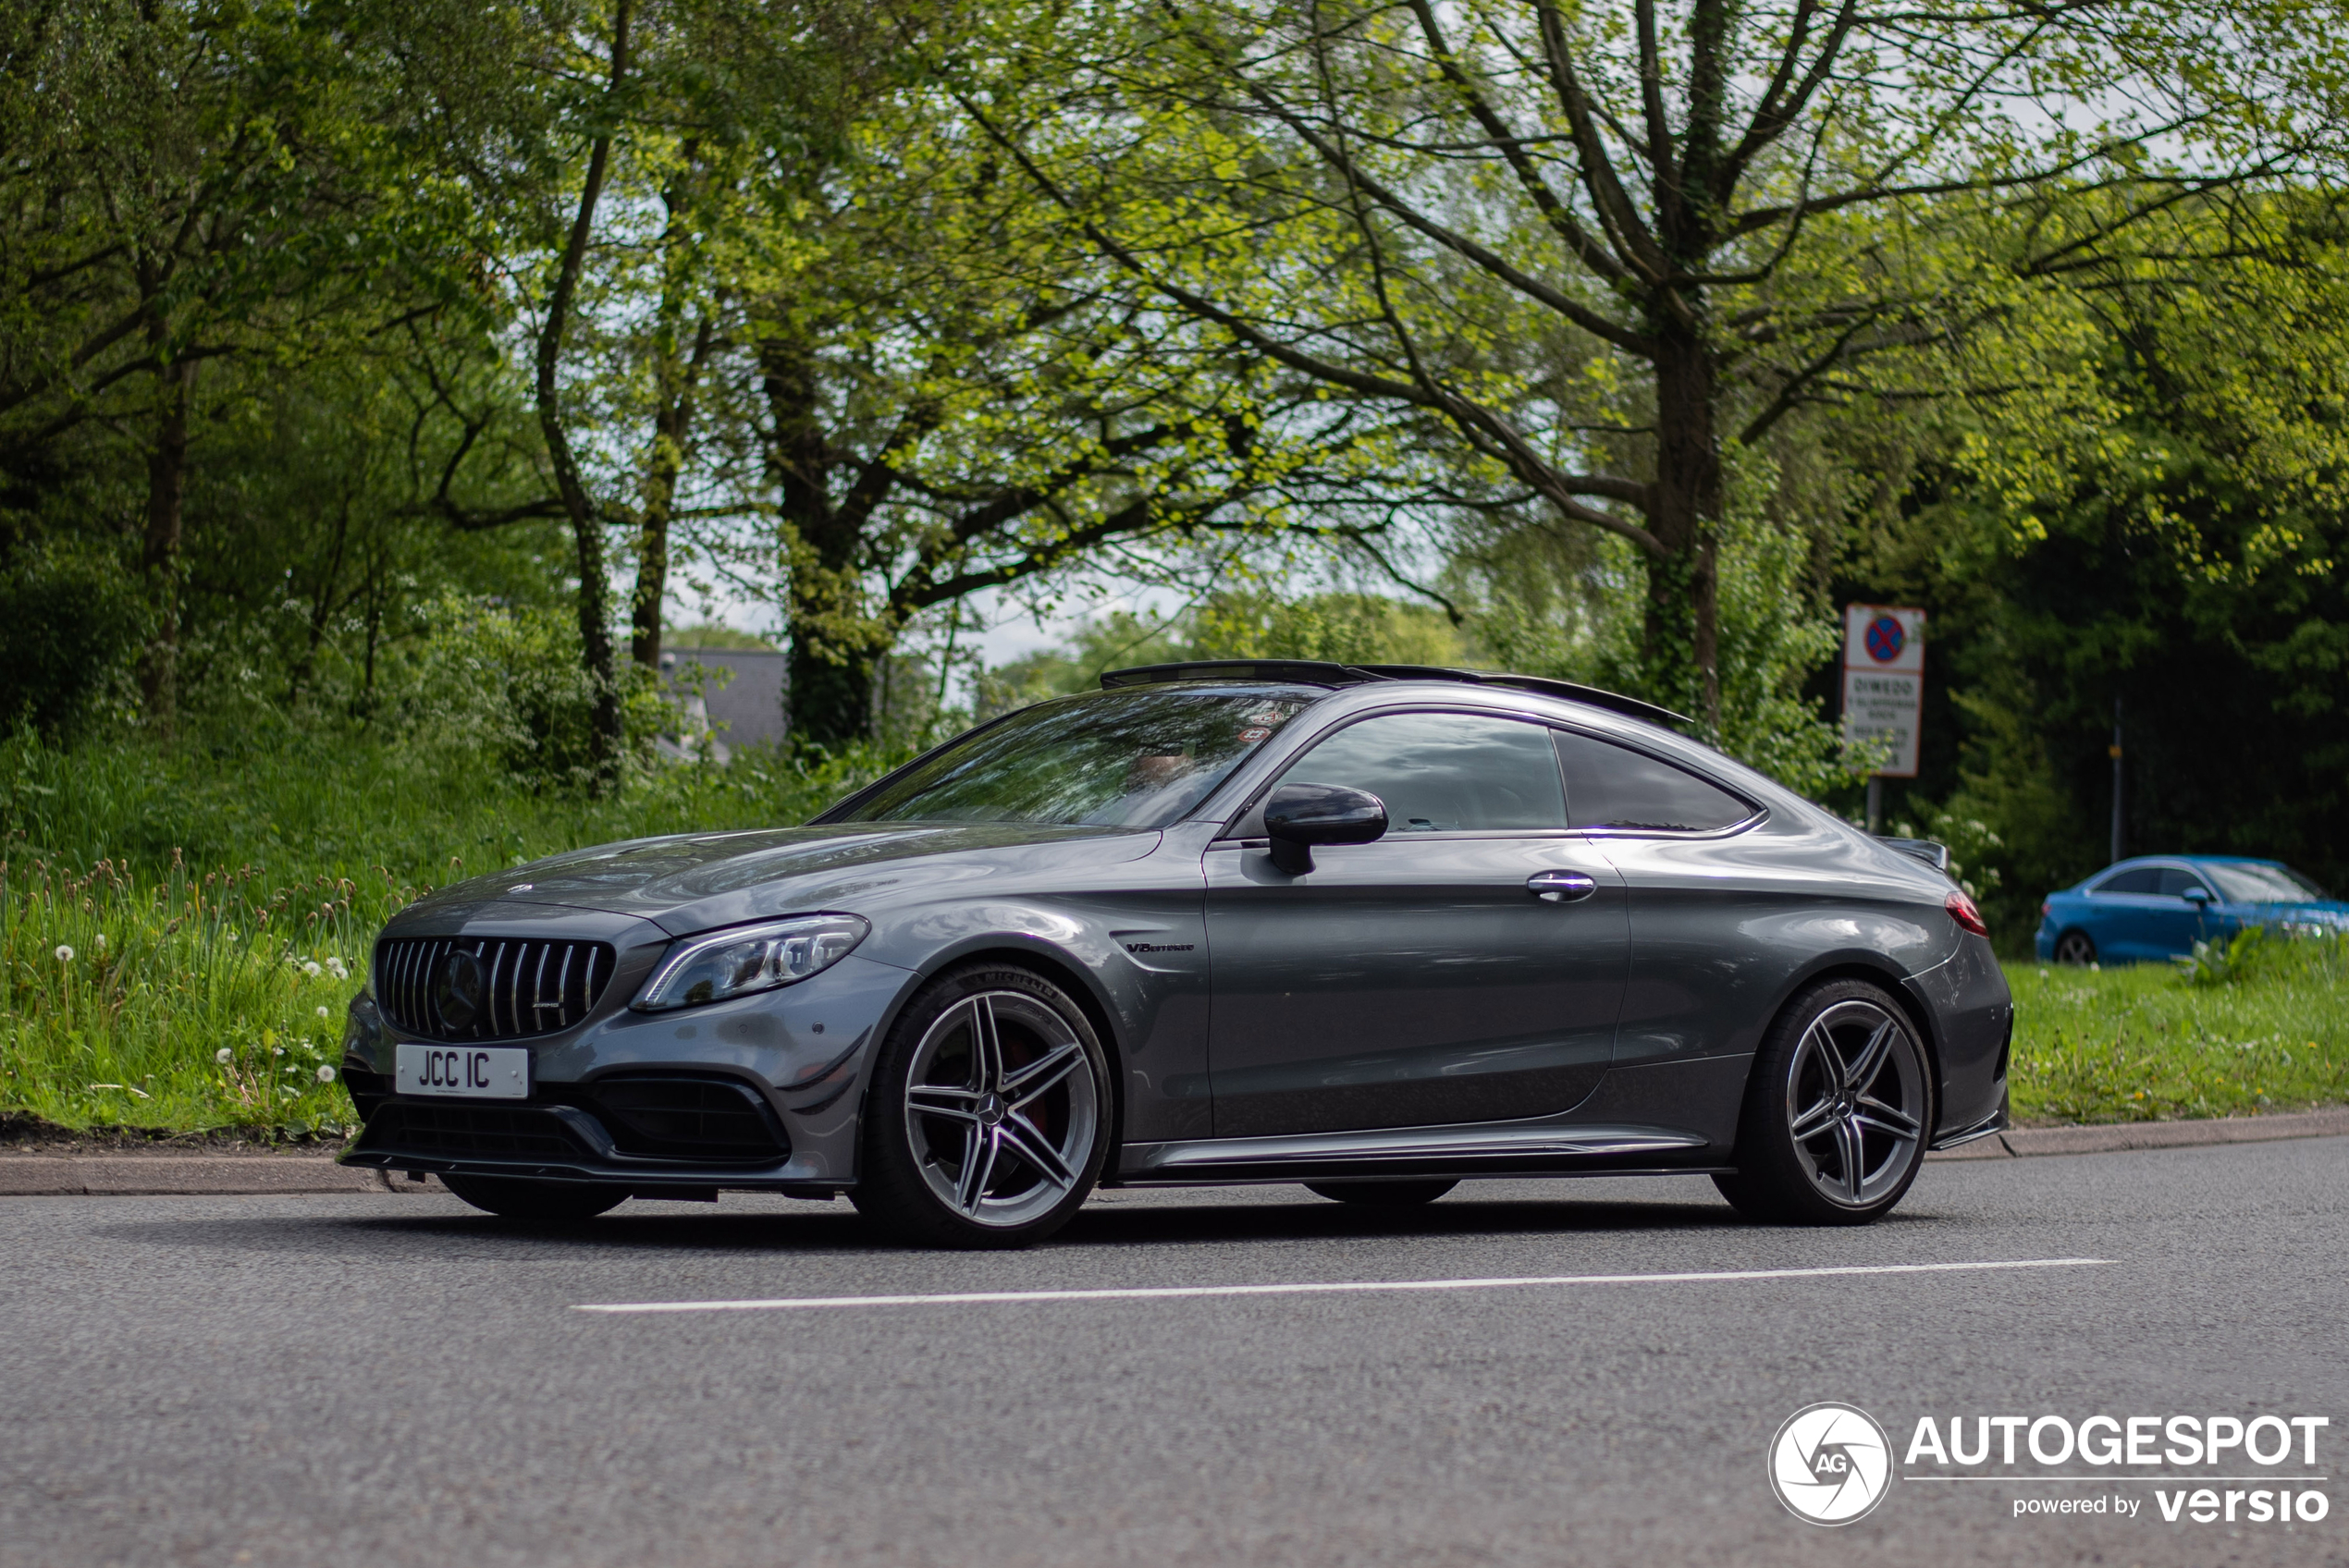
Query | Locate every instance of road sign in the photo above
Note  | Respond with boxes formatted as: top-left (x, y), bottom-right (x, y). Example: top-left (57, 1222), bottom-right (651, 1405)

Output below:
top-left (1842, 605), bottom-right (1925, 778)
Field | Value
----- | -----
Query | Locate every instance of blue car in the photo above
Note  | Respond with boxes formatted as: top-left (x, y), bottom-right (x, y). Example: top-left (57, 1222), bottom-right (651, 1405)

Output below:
top-left (2035, 856), bottom-right (2349, 965)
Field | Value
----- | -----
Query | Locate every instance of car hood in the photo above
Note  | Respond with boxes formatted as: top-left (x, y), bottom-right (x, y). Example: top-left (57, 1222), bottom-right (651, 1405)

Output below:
top-left (406, 821), bottom-right (1160, 934)
top-left (2240, 899), bottom-right (2349, 922)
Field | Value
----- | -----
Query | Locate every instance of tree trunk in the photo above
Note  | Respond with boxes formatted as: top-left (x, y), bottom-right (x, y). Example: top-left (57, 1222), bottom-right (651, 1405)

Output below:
top-left (139, 351), bottom-right (197, 737)
top-left (288, 495), bottom-right (352, 704)
top-left (762, 335), bottom-right (876, 748)
top-left (630, 312), bottom-right (712, 670)
top-left (630, 155), bottom-right (714, 673)
top-left (534, 0), bottom-right (633, 790)
top-left (1645, 327), bottom-right (1725, 732)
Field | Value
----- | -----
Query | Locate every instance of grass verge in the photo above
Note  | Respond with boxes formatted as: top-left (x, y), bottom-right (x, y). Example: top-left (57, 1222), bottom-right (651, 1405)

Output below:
top-left (2007, 935), bottom-right (2349, 1122)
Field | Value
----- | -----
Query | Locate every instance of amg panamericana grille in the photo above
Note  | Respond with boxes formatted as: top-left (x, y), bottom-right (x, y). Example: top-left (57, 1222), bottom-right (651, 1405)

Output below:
top-left (375, 936), bottom-right (614, 1040)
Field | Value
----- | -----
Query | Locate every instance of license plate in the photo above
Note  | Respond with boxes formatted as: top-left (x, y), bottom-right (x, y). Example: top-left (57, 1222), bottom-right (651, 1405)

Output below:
top-left (396, 1043), bottom-right (530, 1099)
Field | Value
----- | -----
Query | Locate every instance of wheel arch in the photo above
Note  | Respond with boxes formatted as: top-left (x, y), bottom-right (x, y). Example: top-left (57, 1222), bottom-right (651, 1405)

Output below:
top-left (1753, 954), bottom-right (1949, 1124)
top-left (903, 939), bottom-right (1132, 1160)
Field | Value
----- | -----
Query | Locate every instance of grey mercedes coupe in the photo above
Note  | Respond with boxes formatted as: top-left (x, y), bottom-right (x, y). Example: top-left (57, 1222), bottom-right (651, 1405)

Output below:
top-left (338, 662), bottom-right (2011, 1246)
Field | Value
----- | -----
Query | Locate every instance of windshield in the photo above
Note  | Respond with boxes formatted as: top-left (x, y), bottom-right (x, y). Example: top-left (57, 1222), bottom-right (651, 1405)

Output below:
top-left (849, 685), bottom-right (1317, 828)
top-left (2202, 862), bottom-right (2330, 903)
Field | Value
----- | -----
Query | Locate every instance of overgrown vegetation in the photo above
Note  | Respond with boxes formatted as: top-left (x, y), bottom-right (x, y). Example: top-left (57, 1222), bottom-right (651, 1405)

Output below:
top-left (0, 735), bottom-right (886, 1136)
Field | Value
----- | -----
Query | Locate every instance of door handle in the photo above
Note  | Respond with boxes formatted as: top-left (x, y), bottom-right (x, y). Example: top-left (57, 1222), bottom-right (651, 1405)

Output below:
top-left (1527, 870), bottom-right (1597, 903)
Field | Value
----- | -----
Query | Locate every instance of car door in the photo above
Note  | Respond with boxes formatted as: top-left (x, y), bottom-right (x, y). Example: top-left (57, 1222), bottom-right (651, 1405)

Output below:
top-left (2085, 865), bottom-right (2166, 960)
top-left (1203, 709), bottom-right (1628, 1138)
top-left (2154, 866), bottom-right (2221, 955)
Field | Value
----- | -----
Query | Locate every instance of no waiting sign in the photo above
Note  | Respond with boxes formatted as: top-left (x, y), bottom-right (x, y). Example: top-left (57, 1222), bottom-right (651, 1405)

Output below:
top-left (1842, 605), bottom-right (1925, 778)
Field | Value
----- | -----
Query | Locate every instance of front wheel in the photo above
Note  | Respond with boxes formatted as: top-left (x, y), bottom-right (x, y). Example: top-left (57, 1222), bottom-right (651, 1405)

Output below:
top-left (1304, 1180), bottom-right (1458, 1207)
top-left (851, 963), bottom-right (1111, 1249)
top-left (1714, 980), bottom-right (1934, 1227)
top-left (440, 1174), bottom-right (629, 1222)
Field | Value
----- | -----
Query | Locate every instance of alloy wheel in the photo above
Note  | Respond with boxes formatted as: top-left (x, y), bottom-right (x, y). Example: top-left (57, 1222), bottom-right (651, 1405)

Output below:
top-left (2053, 930), bottom-right (2097, 966)
top-left (902, 990), bottom-right (1100, 1229)
top-left (1782, 999), bottom-right (1926, 1208)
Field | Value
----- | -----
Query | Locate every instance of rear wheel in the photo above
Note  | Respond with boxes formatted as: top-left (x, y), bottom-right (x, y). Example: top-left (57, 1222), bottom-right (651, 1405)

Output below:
top-left (1304, 1180), bottom-right (1458, 1207)
top-left (852, 963), bottom-right (1110, 1249)
top-left (2052, 929), bottom-right (2097, 966)
top-left (1714, 980), bottom-right (1934, 1227)
top-left (440, 1174), bottom-right (629, 1222)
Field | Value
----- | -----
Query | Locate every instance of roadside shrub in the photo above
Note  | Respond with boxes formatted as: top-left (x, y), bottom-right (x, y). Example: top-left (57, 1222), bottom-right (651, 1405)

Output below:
top-left (382, 597), bottom-right (669, 791)
top-left (0, 545), bottom-right (145, 738)
top-left (2174, 925), bottom-right (2273, 986)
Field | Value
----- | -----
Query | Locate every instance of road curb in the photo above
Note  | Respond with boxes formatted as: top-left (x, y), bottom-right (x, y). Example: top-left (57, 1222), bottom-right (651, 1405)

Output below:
top-left (0, 1156), bottom-right (440, 1196)
top-left (1927, 1107), bottom-right (2349, 1161)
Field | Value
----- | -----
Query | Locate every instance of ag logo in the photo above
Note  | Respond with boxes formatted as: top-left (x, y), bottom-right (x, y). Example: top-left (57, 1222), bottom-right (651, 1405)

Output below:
top-left (1768, 1403), bottom-right (1892, 1525)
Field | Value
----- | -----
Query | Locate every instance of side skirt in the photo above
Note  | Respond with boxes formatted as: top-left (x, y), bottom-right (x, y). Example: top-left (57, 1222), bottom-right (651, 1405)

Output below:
top-left (1117, 1119), bottom-right (1712, 1185)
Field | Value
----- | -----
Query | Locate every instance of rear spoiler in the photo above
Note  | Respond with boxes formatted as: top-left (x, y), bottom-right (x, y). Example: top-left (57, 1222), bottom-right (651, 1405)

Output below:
top-left (1876, 836), bottom-right (1950, 874)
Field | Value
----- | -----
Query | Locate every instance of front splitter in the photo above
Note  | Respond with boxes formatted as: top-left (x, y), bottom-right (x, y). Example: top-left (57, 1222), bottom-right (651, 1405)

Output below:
top-left (338, 1147), bottom-right (845, 1198)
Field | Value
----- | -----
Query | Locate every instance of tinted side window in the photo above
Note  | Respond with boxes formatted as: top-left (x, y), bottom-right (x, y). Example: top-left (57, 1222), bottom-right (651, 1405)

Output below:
top-left (1553, 730), bottom-right (1753, 832)
top-left (2158, 868), bottom-right (2210, 898)
top-left (2095, 868), bottom-right (2161, 895)
top-left (1277, 712), bottom-right (1567, 831)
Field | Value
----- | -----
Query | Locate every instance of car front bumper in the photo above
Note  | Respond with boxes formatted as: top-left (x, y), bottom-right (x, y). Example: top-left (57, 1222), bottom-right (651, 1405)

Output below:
top-left (338, 949), bottom-right (915, 1190)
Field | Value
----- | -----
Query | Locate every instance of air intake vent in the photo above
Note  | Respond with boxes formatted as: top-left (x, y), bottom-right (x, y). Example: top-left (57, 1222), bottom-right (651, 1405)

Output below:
top-left (374, 937), bottom-right (614, 1041)
top-left (584, 1077), bottom-right (789, 1162)
top-left (358, 1102), bottom-right (591, 1160)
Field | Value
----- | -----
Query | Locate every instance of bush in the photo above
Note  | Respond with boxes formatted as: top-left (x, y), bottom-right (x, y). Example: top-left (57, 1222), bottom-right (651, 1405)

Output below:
top-left (383, 597), bottom-right (671, 791)
top-left (0, 545), bottom-right (145, 738)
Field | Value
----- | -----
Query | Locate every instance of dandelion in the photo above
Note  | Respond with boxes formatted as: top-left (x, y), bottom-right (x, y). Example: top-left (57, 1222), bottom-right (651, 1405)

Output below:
top-left (302, 962), bottom-right (322, 978)
top-left (315, 1064), bottom-right (336, 1084)
top-left (54, 944), bottom-right (73, 962)
top-left (316, 1006), bottom-right (331, 1019)
top-left (94, 933), bottom-right (106, 951)
top-left (215, 1047), bottom-right (233, 1064)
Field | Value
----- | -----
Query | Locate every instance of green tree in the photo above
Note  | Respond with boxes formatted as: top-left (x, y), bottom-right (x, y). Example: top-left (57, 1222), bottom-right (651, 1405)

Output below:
top-left (659, 50), bottom-right (1435, 747)
top-left (974, 0), bottom-right (2349, 736)
top-left (0, 0), bottom-right (553, 731)
top-left (1841, 200), bottom-right (2349, 930)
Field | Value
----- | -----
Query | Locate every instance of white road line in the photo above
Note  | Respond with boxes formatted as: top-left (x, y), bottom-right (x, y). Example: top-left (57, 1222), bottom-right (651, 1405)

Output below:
top-left (572, 1256), bottom-right (2109, 1315)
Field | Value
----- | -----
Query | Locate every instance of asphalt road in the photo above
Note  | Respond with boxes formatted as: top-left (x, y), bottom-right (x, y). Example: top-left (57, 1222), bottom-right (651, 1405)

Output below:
top-left (3, 1139), bottom-right (2344, 1568)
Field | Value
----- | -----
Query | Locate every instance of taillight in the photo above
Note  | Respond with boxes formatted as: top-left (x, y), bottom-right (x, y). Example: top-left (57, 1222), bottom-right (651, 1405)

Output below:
top-left (2041, 900), bottom-right (2051, 918)
top-left (1948, 890), bottom-right (1990, 938)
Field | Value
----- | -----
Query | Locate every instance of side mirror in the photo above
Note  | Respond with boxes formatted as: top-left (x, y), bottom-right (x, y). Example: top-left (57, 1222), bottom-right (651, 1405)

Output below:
top-left (2183, 887), bottom-right (2213, 906)
top-left (1262, 782), bottom-right (1387, 875)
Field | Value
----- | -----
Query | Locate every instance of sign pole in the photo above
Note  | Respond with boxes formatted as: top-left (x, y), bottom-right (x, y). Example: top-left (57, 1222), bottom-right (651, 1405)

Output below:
top-left (1841, 605), bottom-right (1926, 834)
top-left (2109, 697), bottom-right (2123, 864)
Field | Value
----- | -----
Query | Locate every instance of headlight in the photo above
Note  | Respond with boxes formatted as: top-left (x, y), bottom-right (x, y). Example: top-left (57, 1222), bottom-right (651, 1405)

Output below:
top-left (632, 913), bottom-right (870, 1012)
